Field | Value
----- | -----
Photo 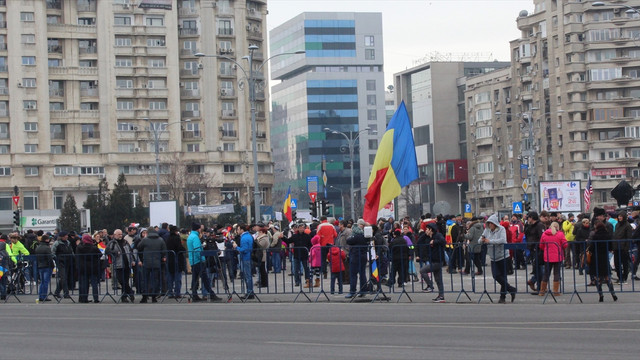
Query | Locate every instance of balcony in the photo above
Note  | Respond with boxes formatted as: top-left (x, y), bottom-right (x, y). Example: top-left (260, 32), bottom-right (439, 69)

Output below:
top-left (180, 89), bottom-right (200, 97)
top-left (49, 66), bottom-right (98, 76)
top-left (182, 130), bottom-right (201, 140)
top-left (179, 7), bottom-right (198, 16)
top-left (77, 3), bottom-right (96, 12)
top-left (48, 45), bottom-right (63, 54)
top-left (256, 131), bottom-right (266, 139)
top-left (217, 28), bottom-right (234, 37)
top-left (220, 88), bottom-right (235, 97)
top-left (0, 87), bottom-right (8, 96)
top-left (50, 132), bottom-right (65, 140)
top-left (221, 109), bottom-right (236, 118)
top-left (80, 88), bottom-right (99, 97)
top-left (49, 89), bottom-right (64, 97)
top-left (49, 110), bottom-right (99, 121)
top-left (79, 46), bottom-right (97, 55)
top-left (179, 28), bottom-right (199, 36)
top-left (46, 1), bottom-right (62, 9)
top-left (180, 69), bottom-right (198, 77)
top-left (48, 23), bottom-right (96, 36)
top-left (180, 48), bottom-right (198, 56)
top-left (219, 68), bottom-right (236, 77)
top-left (181, 110), bottom-right (200, 118)
top-left (221, 130), bottom-right (237, 138)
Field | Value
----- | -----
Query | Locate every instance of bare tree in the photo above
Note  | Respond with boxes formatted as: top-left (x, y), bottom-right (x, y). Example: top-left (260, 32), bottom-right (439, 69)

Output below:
top-left (402, 181), bottom-right (422, 219)
top-left (159, 153), bottom-right (218, 207)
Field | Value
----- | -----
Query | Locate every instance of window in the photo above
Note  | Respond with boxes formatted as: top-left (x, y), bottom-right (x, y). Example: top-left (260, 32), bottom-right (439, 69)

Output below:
top-left (0, 191), bottom-right (12, 210)
top-left (147, 37), bottom-right (165, 47)
top-left (476, 109), bottom-right (492, 122)
top-left (365, 49), bottom-right (375, 60)
top-left (146, 16), bottom-right (164, 26)
top-left (54, 166), bottom-right (79, 176)
top-left (48, 59), bottom-right (61, 67)
top-left (24, 122), bottom-right (38, 132)
top-left (114, 16), bottom-right (132, 26)
top-left (115, 37), bottom-right (132, 46)
top-left (0, 167), bottom-right (10, 176)
top-left (221, 188), bottom-right (240, 203)
top-left (25, 144), bottom-right (37, 153)
top-left (148, 58), bottom-right (165, 67)
top-left (476, 126), bottom-right (493, 139)
top-left (224, 165), bottom-right (239, 173)
top-left (368, 139), bottom-right (378, 150)
top-left (367, 95), bottom-right (377, 106)
top-left (474, 91), bottom-right (491, 104)
top-left (117, 100), bottom-right (134, 110)
top-left (223, 143), bottom-right (235, 151)
top-left (217, 20), bottom-right (231, 35)
top-left (22, 34), bottom-right (36, 44)
top-left (54, 191), bottom-right (63, 210)
top-left (625, 126), bottom-right (640, 138)
top-left (184, 191), bottom-right (207, 206)
top-left (477, 161), bottom-right (494, 174)
top-left (79, 60), bottom-right (97, 68)
top-left (187, 165), bottom-right (205, 174)
top-left (80, 166), bottom-right (105, 175)
top-left (51, 145), bottom-right (65, 154)
top-left (47, 15), bottom-right (61, 24)
top-left (115, 57), bottom-right (132, 67)
top-left (25, 167), bottom-right (38, 176)
top-left (0, 123), bottom-right (7, 139)
top-left (22, 56), bottom-right (36, 65)
top-left (367, 109), bottom-right (377, 120)
top-left (187, 143), bottom-right (200, 152)
top-left (20, 12), bottom-right (35, 22)
top-left (149, 100), bottom-right (167, 110)
top-left (50, 124), bottom-right (65, 139)
top-left (23, 191), bottom-right (39, 210)
top-left (22, 78), bottom-right (36, 88)
top-left (116, 78), bottom-right (133, 88)
top-left (23, 101), bottom-right (37, 110)
top-left (118, 143), bottom-right (136, 152)
top-left (78, 18), bottom-right (96, 26)
top-left (366, 80), bottom-right (376, 91)
top-left (118, 122), bottom-right (136, 131)
top-left (364, 35), bottom-right (374, 47)
top-left (82, 145), bottom-right (98, 154)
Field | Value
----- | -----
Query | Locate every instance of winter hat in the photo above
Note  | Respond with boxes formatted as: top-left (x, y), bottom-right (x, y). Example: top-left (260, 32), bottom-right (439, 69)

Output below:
top-left (426, 222), bottom-right (438, 232)
top-left (593, 207), bottom-right (606, 217)
top-left (81, 234), bottom-right (93, 244)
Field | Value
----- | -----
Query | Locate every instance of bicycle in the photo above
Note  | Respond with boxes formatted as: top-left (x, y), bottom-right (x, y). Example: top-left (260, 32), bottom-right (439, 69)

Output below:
top-left (7, 261), bottom-right (29, 295)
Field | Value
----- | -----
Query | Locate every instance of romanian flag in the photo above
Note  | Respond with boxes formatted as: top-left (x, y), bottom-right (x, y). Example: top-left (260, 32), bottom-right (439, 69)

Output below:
top-left (283, 186), bottom-right (293, 222)
top-left (371, 260), bottom-right (379, 282)
top-left (363, 101), bottom-right (418, 224)
top-left (0, 265), bottom-right (6, 280)
top-left (97, 242), bottom-right (106, 254)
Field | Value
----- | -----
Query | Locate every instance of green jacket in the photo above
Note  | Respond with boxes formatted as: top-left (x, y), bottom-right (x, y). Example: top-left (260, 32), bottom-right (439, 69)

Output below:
top-left (562, 220), bottom-right (575, 242)
top-left (9, 240), bottom-right (30, 264)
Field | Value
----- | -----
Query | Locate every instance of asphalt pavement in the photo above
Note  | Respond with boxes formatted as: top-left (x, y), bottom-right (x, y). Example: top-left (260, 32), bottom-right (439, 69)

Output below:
top-left (2, 301), bottom-right (638, 359)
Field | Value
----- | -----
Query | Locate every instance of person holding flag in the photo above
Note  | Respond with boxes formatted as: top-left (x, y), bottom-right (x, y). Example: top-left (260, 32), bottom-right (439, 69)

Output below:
top-left (363, 101), bottom-right (418, 225)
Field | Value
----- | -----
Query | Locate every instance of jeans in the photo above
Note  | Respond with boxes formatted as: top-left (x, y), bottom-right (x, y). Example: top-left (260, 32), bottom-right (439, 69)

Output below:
top-left (144, 267), bottom-right (161, 297)
top-left (167, 271), bottom-right (183, 296)
top-left (79, 273), bottom-right (99, 302)
top-left (491, 259), bottom-right (516, 299)
top-left (191, 262), bottom-right (214, 297)
top-left (240, 259), bottom-right (253, 295)
top-left (420, 262), bottom-right (444, 297)
top-left (348, 257), bottom-right (367, 295)
top-left (330, 271), bottom-right (343, 294)
top-left (293, 258), bottom-right (310, 286)
top-left (38, 268), bottom-right (52, 301)
top-left (388, 259), bottom-right (408, 287)
top-left (272, 252), bottom-right (282, 273)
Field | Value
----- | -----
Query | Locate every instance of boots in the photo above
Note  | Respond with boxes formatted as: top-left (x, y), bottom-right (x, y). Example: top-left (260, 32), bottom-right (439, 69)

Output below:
top-left (313, 278), bottom-right (320, 288)
top-left (552, 281), bottom-right (561, 296)
top-left (538, 281), bottom-right (548, 296)
top-left (303, 279), bottom-right (310, 288)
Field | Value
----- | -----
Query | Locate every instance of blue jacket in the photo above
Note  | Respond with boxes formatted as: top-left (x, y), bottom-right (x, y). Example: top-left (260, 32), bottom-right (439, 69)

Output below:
top-left (187, 230), bottom-right (203, 265)
top-left (236, 231), bottom-right (253, 261)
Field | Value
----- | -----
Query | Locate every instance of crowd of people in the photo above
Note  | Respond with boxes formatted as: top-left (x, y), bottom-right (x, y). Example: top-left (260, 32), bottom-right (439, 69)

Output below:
top-left (1, 207), bottom-right (639, 304)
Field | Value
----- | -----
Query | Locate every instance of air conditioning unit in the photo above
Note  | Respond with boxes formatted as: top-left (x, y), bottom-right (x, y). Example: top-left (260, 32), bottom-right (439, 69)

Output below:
top-left (219, 126), bottom-right (224, 131)
top-left (180, 82), bottom-right (185, 87)
top-left (221, 89), bottom-right (227, 96)
top-left (132, 126), bottom-right (139, 131)
top-left (98, 174), bottom-right (105, 179)
top-left (497, 154), bottom-right (502, 159)
top-left (123, 4), bottom-right (130, 9)
top-left (249, 8), bottom-right (255, 13)
top-left (558, 140), bottom-right (563, 146)
top-left (559, 162), bottom-right (564, 168)
top-left (246, 25), bottom-right (252, 31)
top-left (217, 146), bottom-right (223, 151)
top-left (614, 8), bottom-right (620, 14)
top-left (134, 147), bottom-right (141, 152)
top-left (159, 147), bottom-right (165, 152)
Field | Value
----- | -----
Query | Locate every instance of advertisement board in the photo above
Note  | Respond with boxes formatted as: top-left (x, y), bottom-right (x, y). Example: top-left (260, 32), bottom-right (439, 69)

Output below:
top-left (538, 180), bottom-right (582, 213)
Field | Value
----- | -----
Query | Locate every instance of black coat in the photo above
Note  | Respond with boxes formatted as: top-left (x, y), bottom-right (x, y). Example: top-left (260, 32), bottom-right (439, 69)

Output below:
top-left (346, 231), bottom-right (368, 264)
top-left (76, 242), bottom-right (102, 276)
top-left (389, 234), bottom-right (409, 262)
top-left (284, 232), bottom-right (312, 261)
top-left (166, 233), bottom-right (186, 273)
top-left (589, 228), bottom-right (612, 278)
top-left (35, 242), bottom-right (54, 269)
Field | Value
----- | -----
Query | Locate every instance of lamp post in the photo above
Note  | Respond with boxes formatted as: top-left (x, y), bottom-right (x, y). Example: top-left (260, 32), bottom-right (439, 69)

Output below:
top-left (593, 1), bottom-right (640, 15)
top-left (329, 185), bottom-right (345, 219)
top-left (323, 127), bottom-right (375, 221)
top-left (196, 47), bottom-right (305, 223)
top-left (522, 109), bottom-right (538, 211)
top-left (457, 183), bottom-right (462, 215)
top-left (146, 119), bottom-right (189, 200)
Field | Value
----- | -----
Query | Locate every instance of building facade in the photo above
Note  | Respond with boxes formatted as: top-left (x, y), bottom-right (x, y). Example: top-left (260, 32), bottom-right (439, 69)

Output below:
top-left (270, 12), bottom-right (385, 220)
top-left (466, 0), bottom-right (640, 215)
top-left (393, 61), bottom-right (510, 218)
top-left (0, 0), bottom-right (273, 231)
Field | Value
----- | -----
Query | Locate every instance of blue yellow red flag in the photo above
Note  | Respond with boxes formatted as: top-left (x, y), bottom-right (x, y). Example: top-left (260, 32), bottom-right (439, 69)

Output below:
top-left (283, 186), bottom-right (293, 222)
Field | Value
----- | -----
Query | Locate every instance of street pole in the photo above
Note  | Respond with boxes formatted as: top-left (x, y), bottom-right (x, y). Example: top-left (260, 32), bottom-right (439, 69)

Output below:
top-left (457, 183), bottom-right (462, 215)
top-left (329, 185), bottom-right (345, 219)
top-left (527, 115), bottom-right (537, 212)
top-left (195, 47), bottom-right (305, 224)
top-left (146, 119), bottom-right (188, 200)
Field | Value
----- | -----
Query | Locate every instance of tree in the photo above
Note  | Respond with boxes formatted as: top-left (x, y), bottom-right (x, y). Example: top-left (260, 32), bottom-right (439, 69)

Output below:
top-left (161, 153), bottom-right (216, 206)
top-left (83, 177), bottom-right (110, 231)
top-left (108, 173), bottom-right (133, 230)
top-left (403, 181), bottom-right (423, 219)
top-left (58, 194), bottom-right (81, 231)
top-left (216, 196), bottom-right (246, 226)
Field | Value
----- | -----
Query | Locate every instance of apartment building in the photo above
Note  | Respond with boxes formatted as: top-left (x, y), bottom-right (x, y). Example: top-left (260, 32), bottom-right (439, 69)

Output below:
top-left (0, 0), bottom-right (272, 231)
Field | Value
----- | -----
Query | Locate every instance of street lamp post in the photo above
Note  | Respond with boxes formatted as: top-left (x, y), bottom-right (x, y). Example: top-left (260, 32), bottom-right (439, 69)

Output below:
top-left (196, 47), bottom-right (304, 223)
top-left (329, 185), bottom-right (345, 219)
top-left (522, 110), bottom-right (538, 212)
top-left (323, 127), bottom-right (375, 221)
top-left (146, 119), bottom-right (189, 200)
top-left (593, 2), bottom-right (640, 15)
top-left (457, 183), bottom-right (462, 215)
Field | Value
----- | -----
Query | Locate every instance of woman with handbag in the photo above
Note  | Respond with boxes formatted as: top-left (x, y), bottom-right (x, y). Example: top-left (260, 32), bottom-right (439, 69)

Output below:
top-left (589, 221), bottom-right (617, 302)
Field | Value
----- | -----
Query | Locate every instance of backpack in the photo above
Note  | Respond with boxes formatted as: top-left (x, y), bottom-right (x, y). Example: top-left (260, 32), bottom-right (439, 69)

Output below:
top-left (251, 237), bottom-right (262, 263)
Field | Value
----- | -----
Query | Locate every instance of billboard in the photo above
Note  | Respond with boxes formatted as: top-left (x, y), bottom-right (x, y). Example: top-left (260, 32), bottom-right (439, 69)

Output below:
top-left (539, 181), bottom-right (582, 213)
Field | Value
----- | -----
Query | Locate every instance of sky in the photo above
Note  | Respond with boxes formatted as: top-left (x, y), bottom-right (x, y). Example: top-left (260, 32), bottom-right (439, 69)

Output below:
top-left (266, 0), bottom-right (535, 87)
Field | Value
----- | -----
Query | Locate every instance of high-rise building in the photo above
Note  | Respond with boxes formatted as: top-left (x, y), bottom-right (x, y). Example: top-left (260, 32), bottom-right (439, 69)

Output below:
top-left (393, 61), bottom-right (510, 217)
top-left (0, 0), bottom-right (272, 231)
top-left (466, 0), bottom-right (640, 214)
top-left (270, 12), bottom-right (385, 220)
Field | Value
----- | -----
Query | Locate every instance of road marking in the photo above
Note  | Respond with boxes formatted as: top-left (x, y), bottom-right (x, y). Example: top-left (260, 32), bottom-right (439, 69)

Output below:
top-left (266, 341), bottom-right (430, 349)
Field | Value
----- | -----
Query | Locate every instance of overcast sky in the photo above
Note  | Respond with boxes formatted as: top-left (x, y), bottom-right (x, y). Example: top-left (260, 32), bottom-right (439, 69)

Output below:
top-left (266, 0), bottom-right (534, 86)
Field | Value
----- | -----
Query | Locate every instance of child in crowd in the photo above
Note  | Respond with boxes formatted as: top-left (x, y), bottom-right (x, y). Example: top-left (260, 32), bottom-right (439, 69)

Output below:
top-left (327, 244), bottom-right (346, 294)
top-left (308, 235), bottom-right (322, 288)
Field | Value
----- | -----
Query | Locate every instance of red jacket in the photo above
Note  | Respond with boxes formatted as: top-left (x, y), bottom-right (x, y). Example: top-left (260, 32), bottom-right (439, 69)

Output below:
top-left (327, 246), bottom-right (346, 273)
top-left (539, 228), bottom-right (568, 263)
top-left (317, 221), bottom-right (337, 247)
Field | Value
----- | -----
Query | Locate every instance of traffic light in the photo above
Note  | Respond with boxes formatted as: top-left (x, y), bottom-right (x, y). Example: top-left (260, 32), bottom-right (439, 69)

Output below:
top-left (321, 200), bottom-right (330, 216)
top-left (309, 201), bottom-right (317, 218)
top-left (13, 209), bottom-right (20, 226)
top-left (524, 201), bottom-right (531, 212)
top-left (292, 211), bottom-right (297, 221)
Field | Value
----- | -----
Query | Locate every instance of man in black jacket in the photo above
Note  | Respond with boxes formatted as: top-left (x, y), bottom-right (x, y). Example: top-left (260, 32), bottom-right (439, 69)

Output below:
top-left (137, 229), bottom-right (168, 303)
top-left (51, 231), bottom-right (74, 299)
top-left (387, 230), bottom-right (409, 289)
top-left (345, 220), bottom-right (369, 299)
top-left (525, 212), bottom-right (546, 294)
top-left (283, 224), bottom-right (312, 287)
top-left (419, 223), bottom-right (446, 302)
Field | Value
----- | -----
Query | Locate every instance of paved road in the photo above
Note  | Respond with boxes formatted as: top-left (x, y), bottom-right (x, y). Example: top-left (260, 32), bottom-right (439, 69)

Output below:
top-left (2, 302), bottom-right (637, 359)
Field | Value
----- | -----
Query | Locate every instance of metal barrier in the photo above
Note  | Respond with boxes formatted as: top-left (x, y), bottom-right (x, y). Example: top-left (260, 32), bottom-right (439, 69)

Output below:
top-left (2, 237), bottom-right (640, 304)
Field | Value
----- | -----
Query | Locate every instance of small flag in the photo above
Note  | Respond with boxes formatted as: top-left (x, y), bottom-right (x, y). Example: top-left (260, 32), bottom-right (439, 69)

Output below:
top-left (97, 242), bottom-right (106, 254)
top-left (0, 265), bottom-right (6, 280)
top-left (371, 260), bottom-right (379, 282)
top-left (584, 174), bottom-right (593, 211)
top-left (283, 186), bottom-right (293, 222)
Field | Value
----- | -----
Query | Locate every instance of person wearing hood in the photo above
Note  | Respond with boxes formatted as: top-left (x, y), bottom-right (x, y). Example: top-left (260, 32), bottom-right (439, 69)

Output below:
top-left (388, 229), bottom-right (410, 289)
top-left (0, 235), bottom-right (11, 300)
top-left (51, 231), bottom-right (74, 300)
top-left (589, 221), bottom-right (618, 302)
top-left (166, 225), bottom-right (186, 299)
top-left (76, 234), bottom-right (102, 303)
top-left (613, 210), bottom-right (633, 284)
top-left (137, 228), bottom-right (168, 303)
top-left (309, 235), bottom-right (322, 288)
top-left (539, 222), bottom-right (568, 296)
top-left (464, 217), bottom-right (485, 276)
top-left (419, 222), bottom-right (446, 302)
top-left (480, 214), bottom-right (516, 303)
top-left (524, 212), bottom-right (546, 294)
